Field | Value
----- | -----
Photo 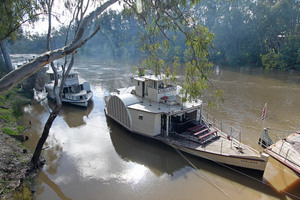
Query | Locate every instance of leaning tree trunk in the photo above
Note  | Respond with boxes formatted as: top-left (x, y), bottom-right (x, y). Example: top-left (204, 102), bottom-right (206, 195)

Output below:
top-left (31, 105), bottom-right (61, 169)
top-left (0, 40), bottom-right (13, 72)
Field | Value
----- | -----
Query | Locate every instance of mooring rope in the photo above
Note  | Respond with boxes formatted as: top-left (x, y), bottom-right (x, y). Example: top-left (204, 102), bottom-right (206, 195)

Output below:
top-left (166, 141), bottom-right (234, 200)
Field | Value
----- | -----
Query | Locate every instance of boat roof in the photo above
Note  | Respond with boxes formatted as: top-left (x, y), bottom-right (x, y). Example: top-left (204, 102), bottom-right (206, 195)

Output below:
top-left (127, 99), bottom-right (201, 115)
top-left (112, 86), bottom-right (202, 115)
top-left (46, 76), bottom-right (87, 86)
top-left (134, 74), bottom-right (170, 82)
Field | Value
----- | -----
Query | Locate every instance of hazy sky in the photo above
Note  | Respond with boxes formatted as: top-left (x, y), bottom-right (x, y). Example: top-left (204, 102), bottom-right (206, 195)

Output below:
top-left (23, 0), bottom-right (122, 35)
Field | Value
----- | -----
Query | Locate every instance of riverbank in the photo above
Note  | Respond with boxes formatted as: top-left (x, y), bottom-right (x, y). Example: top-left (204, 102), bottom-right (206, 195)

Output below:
top-left (0, 87), bottom-right (36, 199)
top-left (0, 130), bottom-right (36, 199)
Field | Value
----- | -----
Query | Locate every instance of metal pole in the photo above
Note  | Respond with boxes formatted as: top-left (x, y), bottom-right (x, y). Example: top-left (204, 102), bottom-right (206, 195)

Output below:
top-left (166, 115), bottom-right (169, 137)
top-left (279, 140), bottom-right (284, 154)
top-left (221, 141), bottom-right (223, 154)
top-left (285, 149), bottom-right (290, 161)
top-left (238, 131), bottom-right (241, 149)
top-left (221, 122), bottom-right (223, 132)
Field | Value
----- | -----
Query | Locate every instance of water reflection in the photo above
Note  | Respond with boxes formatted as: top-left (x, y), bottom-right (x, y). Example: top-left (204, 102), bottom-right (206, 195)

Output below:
top-left (37, 171), bottom-right (72, 200)
top-left (107, 117), bottom-right (285, 199)
top-left (11, 54), bottom-right (300, 200)
top-left (47, 100), bottom-right (94, 128)
top-left (107, 117), bottom-right (187, 177)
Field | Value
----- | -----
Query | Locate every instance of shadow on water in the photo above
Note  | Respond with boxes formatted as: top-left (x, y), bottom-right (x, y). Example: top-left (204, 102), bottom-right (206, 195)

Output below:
top-left (107, 117), bottom-right (186, 177)
top-left (106, 117), bottom-right (286, 199)
top-left (46, 99), bottom-right (94, 128)
top-left (37, 171), bottom-right (72, 200)
top-left (282, 179), bottom-right (300, 200)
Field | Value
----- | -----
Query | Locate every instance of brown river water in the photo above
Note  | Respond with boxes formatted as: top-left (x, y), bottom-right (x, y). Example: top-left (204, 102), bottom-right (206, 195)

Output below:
top-left (12, 55), bottom-right (300, 200)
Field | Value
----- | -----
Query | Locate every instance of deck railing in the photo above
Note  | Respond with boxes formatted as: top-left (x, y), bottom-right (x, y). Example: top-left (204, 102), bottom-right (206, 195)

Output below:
top-left (201, 110), bottom-right (242, 143)
top-left (264, 128), bottom-right (299, 144)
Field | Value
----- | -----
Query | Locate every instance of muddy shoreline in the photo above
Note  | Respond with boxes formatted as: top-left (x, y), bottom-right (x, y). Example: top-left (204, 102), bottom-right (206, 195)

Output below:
top-left (0, 129), bottom-right (37, 199)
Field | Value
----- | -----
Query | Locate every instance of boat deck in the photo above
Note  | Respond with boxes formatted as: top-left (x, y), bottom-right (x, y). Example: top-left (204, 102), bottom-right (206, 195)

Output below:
top-left (157, 127), bottom-right (261, 159)
top-left (264, 132), bottom-right (300, 177)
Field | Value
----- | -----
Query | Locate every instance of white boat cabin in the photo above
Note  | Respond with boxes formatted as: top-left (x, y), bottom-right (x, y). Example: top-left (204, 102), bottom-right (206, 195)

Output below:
top-left (46, 68), bottom-right (92, 103)
top-left (105, 75), bottom-right (202, 137)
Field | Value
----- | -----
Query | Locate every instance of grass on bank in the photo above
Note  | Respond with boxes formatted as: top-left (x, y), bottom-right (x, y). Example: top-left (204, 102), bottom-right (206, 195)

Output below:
top-left (0, 86), bottom-right (30, 136)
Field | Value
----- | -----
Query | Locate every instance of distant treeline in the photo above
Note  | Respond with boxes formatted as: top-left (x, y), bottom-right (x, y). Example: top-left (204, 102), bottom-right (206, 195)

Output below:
top-left (8, 0), bottom-right (300, 70)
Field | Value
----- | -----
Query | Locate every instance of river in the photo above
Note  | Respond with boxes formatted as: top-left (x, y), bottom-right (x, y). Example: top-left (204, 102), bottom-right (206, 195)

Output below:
top-left (12, 54), bottom-right (300, 200)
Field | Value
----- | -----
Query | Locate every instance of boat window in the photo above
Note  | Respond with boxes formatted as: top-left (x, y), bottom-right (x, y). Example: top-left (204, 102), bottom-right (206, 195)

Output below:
top-left (138, 114), bottom-right (143, 120)
top-left (138, 81), bottom-right (140, 86)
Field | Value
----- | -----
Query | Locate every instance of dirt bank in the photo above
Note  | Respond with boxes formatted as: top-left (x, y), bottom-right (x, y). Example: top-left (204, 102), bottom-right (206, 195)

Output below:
top-left (0, 129), bottom-right (36, 199)
top-left (0, 86), bottom-right (37, 199)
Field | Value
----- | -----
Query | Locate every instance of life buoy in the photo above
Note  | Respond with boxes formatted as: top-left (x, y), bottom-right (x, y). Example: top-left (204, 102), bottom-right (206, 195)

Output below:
top-left (161, 96), bottom-right (168, 100)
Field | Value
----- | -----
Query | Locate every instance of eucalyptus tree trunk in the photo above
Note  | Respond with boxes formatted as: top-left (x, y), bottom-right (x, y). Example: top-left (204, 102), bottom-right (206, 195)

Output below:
top-left (30, 105), bottom-right (61, 169)
top-left (30, 0), bottom-right (58, 170)
top-left (0, 0), bottom-right (117, 95)
top-left (0, 40), bottom-right (13, 72)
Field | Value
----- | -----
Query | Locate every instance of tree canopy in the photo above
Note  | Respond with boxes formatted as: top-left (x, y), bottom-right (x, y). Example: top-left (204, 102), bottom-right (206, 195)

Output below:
top-left (1, 0), bottom-right (221, 106)
top-left (0, 0), bottom-right (42, 42)
top-left (9, 0), bottom-right (299, 70)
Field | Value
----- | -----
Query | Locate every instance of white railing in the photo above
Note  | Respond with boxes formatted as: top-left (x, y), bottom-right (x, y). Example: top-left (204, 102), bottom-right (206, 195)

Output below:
top-left (265, 128), bottom-right (299, 143)
top-left (201, 110), bottom-right (242, 142)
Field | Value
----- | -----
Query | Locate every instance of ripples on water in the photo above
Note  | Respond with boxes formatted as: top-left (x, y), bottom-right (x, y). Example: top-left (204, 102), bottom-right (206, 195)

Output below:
top-left (11, 55), bottom-right (300, 200)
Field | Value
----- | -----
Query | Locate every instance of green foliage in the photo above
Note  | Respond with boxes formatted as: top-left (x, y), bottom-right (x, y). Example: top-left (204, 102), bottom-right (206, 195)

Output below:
top-left (207, 89), bottom-right (224, 109)
top-left (13, 185), bottom-right (33, 200)
top-left (7, 0), bottom-right (300, 71)
top-left (181, 25), bottom-right (214, 102)
top-left (0, 0), bottom-right (42, 42)
top-left (261, 50), bottom-right (286, 70)
top-left (196, 0), bottom-right (300, 69)
top-left (2, 128), bottom-right (18, 136)
top-left (124, 0), bottom-right (218, 103)
top-left (12, 97), bottom-right (28, 117)
top-left (0, 87), bottom-right (29, 134)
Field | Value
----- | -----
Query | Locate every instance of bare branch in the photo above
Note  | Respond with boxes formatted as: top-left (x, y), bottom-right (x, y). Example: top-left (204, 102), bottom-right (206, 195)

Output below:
top-left (0, 0), bottom-right (116, 94)
top-left (0, 13), bottom-right (43, 43)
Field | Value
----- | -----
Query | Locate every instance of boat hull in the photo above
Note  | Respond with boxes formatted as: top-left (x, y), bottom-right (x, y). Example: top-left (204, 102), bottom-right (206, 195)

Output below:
top-left (105, 111), bottom-right (268, 173)
top-left (61, 92), bottom-right (93, 107)
top-left (46, 84), bottom-right (93, 107)
top-left (264, 132), bottom-right (300, 177)
top-left (169, 141), bottom-right (268, 172)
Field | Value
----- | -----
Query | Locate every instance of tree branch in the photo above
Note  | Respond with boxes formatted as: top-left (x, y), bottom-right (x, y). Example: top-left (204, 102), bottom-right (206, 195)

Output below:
top-left (0, 0), bottom-right (116, 94)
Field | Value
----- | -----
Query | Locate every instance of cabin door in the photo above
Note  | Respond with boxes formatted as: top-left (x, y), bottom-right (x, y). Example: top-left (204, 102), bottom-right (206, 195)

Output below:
top-left (142, 82), bottom-right (145, 97)
top-left (161, 114), bottom-right (167, 134)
